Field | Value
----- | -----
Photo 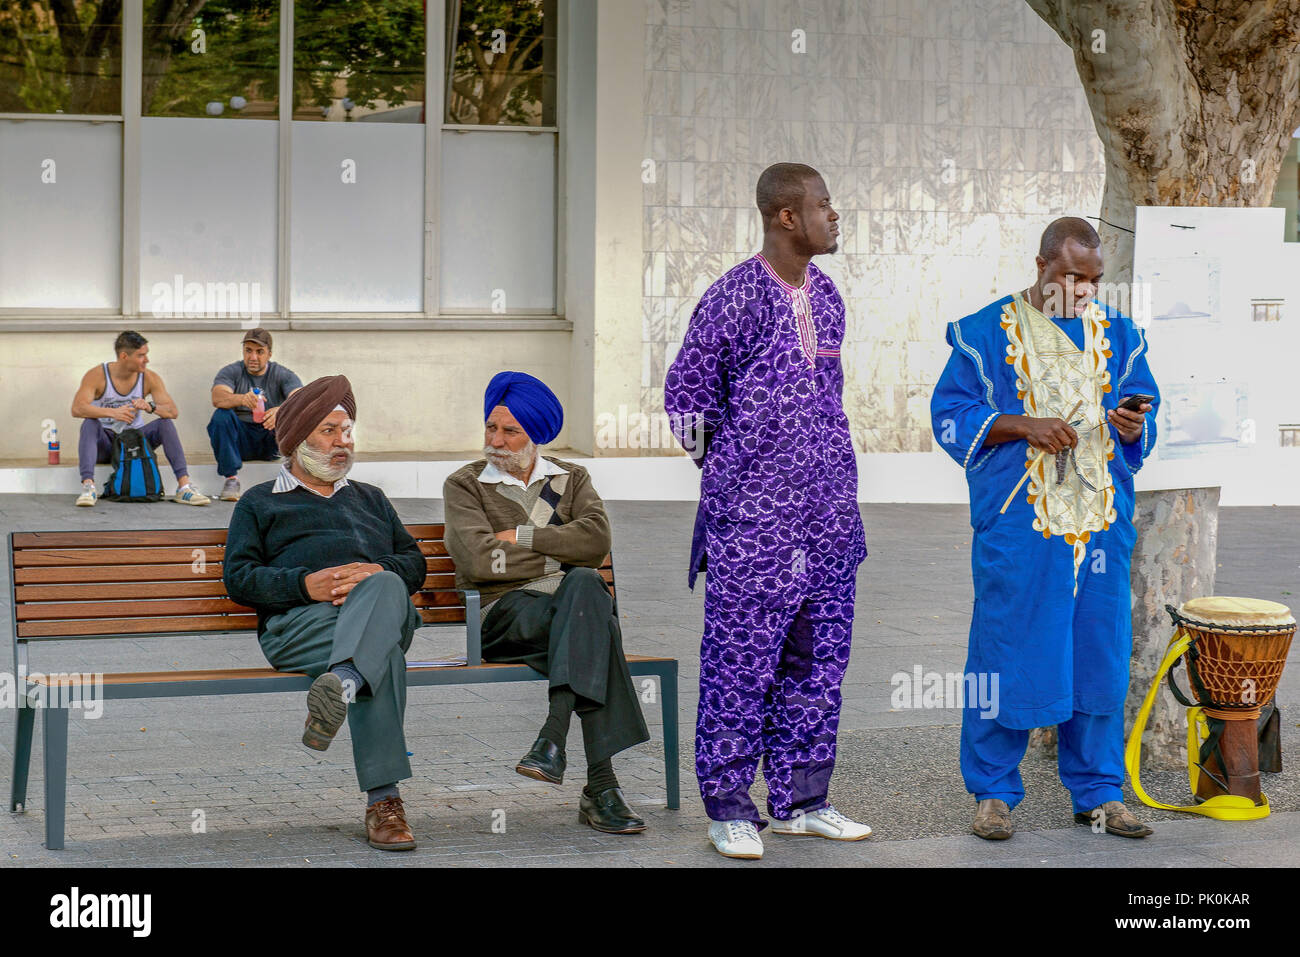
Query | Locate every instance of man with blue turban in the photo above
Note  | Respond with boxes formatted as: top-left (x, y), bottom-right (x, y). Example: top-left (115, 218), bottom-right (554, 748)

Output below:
top-left (443, 372), bottom-right (651, 834)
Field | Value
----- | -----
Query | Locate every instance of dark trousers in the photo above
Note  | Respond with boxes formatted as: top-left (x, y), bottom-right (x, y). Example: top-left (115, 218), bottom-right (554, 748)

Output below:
top-left (207, 407), bottom-right (280, 477)
top-left (78, 417), bottom-right (188, 482)
top-left (482, 567), bottom-right (650, 765)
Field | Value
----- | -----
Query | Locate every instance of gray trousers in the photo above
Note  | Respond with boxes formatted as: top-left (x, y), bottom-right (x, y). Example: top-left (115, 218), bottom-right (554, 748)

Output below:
top-left (259, 571), bottom-right (420, 792)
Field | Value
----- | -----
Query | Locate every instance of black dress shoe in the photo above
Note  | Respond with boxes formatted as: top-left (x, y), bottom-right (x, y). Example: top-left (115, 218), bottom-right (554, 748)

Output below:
top-left (579, 787), bottom-right (647, 834)
top-left (515, 736), bottom-right (565, 785)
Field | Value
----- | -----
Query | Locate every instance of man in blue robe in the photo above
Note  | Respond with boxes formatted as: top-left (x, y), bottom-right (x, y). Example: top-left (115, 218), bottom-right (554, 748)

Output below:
top-left (930, 217), bottom-right (1159, 840)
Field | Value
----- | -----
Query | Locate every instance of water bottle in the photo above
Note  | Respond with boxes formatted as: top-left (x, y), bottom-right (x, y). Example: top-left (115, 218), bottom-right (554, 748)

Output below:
top-left (252, 388), bottom-right (265, 424)
top-left (48, 425), bottom-right (60, 465)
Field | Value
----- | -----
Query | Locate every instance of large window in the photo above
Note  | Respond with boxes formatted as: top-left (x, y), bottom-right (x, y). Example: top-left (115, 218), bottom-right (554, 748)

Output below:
top-left (140, 1), bottom-right (280, 316)
top-left (440, 0), bottom-right (556, 313)
top-left (290, 0), bottom-right (425, 311)
top-left (0, 0), bottom-right (562, 317)
top-left (0, 1), bottom-right (122, 309)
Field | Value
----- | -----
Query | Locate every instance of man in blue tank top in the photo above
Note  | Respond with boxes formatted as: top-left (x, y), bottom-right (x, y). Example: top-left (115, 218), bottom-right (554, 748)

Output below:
top-left (70, 330), bottom-right (211, 507)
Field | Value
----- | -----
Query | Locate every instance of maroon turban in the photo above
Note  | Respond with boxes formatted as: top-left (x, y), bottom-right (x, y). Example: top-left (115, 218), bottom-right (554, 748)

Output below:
top-left (274, 374), bottom-right (356, 456)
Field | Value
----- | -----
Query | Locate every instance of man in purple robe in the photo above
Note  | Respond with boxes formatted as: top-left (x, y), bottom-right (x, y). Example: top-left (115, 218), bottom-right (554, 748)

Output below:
top-left (664, 163), bottom-right (871, 860)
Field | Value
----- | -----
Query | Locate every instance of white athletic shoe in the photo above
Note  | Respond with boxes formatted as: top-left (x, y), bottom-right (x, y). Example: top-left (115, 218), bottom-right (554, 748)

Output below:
top-left (769, 805), bottom-right (872, 841)
top-left (708, 819), bottom-right (764, 860)
top-left (219, 477), bottom-right (241, 501)
top-left (75, 484), bottom-right (97, 507)
top-left (173, 484), bottom-right (211, 506)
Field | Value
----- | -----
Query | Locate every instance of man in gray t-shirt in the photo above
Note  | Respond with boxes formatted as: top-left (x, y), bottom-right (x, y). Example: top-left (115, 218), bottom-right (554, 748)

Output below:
top-left (207, 328), bottom-right (303, 500)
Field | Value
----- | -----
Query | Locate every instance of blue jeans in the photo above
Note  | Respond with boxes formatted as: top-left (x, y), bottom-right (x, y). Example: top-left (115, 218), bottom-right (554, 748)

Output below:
top-left (207, 407), bottom-right (280, 477)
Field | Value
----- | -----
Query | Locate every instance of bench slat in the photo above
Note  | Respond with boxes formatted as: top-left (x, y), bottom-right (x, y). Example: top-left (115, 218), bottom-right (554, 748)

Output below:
top-left (411, 591), bottom-right (467, 609)
top-left (13, 546), bottom-right (227, 567)
top-left (16, 581), bottom-right (231, 601)
top-left (12, 530), bottom-right (231, 549)
top-left (19, 592), bottom-right (467, 620)
top-left (403, 524), bottom-right (446, 539)
top-left (15, 564), bottom-right (224, 584)
top-left (18, 615), bottom-right (262, 638)
top-left (17, 598), bottom-right (252, 621)
top-left (15, 573), bottom-right (458, 596)
top-left (417, 607), bottom-right (468, 624)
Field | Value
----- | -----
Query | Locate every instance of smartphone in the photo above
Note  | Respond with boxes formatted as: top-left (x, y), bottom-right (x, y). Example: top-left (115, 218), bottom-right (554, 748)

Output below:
top-left (1117, 393), bottom-right (1155, 412)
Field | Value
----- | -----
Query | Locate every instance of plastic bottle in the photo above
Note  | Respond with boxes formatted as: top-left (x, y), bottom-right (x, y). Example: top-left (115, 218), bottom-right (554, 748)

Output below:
top-left (48, 425), bottom-right (60, 465)
top-left (252, 388), bottom-right (265, 424)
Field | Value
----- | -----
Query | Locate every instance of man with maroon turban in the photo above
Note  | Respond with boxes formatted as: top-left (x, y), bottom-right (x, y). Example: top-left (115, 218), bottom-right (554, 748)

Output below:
top-left (223, 375), bottom-right (427, 851)
top-left (443, 371), bottom-right (651, 835)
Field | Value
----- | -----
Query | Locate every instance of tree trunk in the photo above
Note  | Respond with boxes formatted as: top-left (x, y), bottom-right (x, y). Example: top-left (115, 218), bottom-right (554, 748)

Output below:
top-left (1027, 0), bottom-right (1300, 283)
top-left (1127, 488), bottom-right (1220, 768)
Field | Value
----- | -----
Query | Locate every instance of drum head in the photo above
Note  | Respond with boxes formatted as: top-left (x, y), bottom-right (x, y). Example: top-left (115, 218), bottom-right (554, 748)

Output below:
top-left (1178, 596), bottom-right (1296, 629)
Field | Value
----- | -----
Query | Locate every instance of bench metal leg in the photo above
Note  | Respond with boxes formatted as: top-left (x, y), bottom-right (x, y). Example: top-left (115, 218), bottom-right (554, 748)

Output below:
top-left (658, 663), bottom-right (680, 810)
top-left (463, 591), bottom-right (482, 664)
top-left (10, 700), bottom-right (34, 812)
top-left (42, 706), bottom-right (68, 850)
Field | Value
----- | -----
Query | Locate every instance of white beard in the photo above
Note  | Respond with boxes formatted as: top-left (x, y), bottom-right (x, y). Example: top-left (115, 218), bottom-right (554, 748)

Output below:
top-left (295, 441), bottom-right (353, 483)
top-left (484, 440), bottom-right (536, 477)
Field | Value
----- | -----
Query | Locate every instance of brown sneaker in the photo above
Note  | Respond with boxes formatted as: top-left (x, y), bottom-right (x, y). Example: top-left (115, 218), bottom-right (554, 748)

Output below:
top-left (365, 796), bottom-right (416, 851)
top-left (1074, 800), bottom-right (1153, 838)
top-left (972, 798), bottom-right (1014, 840)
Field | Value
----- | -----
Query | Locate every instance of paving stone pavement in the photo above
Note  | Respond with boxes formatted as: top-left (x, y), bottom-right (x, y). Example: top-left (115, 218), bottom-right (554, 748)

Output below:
top-left (0, 495), bottom-right (1296, 867)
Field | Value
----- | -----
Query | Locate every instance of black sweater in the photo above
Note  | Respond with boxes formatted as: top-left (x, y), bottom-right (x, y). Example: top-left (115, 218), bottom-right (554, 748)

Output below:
top-left (223, 480), bottom-right (425, 633)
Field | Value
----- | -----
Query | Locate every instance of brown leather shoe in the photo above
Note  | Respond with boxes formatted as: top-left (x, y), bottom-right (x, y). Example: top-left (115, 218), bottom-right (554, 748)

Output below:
top-left (1074, 800), bottom-right (1153, 838)
top-left (972, 798), bottom-right (1014, 840)
top-left (365, 796), bottom-right (416, 851)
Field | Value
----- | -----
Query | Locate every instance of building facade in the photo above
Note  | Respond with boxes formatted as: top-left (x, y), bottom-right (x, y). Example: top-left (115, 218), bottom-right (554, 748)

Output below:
top-left (0, 0), bottom-right (1204, 465)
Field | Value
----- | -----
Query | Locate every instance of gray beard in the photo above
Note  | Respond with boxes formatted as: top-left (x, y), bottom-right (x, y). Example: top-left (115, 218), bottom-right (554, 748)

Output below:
top-left (484, 440), bottom-right (536, 477)
top-left (295, 441), bottom-right (353, 483)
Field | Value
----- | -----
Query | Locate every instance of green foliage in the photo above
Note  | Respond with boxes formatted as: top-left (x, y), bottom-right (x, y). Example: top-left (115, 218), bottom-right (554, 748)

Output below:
top-left (293, 0), bottom-right (425, 114)
top-left (447, 0), bottom-right (547, 125)
top-left (145, 0), bottom-right (280, 116)
top-left (0, 0), bottom-right (122, 114)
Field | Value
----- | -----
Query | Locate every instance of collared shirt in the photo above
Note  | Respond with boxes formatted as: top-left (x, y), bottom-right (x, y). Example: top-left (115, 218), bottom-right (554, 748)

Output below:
top-left (272, 464), bottom-right (350, 498)
top-left (476, 454), bottom-right (567, 490)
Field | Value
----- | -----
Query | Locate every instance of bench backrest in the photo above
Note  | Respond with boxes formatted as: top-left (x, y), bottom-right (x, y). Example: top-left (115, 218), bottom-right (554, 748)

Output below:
top-left (10, 527), bottom-right (615, 647)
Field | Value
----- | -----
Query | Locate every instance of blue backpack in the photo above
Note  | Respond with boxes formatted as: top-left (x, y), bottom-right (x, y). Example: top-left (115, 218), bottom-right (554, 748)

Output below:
top-left (101, 428), bottom-right (165, 502)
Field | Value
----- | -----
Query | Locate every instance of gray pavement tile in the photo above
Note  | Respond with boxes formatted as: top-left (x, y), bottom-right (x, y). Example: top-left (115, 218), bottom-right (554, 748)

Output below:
top-left (1, 498), bottom-right (1297, 867)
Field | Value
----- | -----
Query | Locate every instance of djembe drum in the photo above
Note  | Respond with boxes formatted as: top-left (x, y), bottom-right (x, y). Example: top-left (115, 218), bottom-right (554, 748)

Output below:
top-left (1166, 597), bottom-right (1295, 805)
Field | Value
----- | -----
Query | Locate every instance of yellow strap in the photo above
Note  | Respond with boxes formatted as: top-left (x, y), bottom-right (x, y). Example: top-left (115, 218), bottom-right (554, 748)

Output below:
top-left (1124, 628), bottom-right (1271, 821)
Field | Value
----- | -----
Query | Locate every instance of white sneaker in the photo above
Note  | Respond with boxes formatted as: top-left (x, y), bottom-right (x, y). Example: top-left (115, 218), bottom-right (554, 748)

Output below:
top-left (708, 819), bottom-right (764, 860)
top-left (173, 484), bottom-right (211, 506)
top-left (219, 477), bottom-right (241, 501)
top-left (770, 805), bottom-right (872, 841)
top-left (75, 484), bottom-right (97, 507)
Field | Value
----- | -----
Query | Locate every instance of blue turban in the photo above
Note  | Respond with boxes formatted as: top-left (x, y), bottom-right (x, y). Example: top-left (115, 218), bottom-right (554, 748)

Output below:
top-left (484, 371), bottom-right (563, 445)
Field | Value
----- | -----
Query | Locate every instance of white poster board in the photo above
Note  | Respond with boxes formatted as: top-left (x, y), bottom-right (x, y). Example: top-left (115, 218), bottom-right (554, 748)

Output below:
top-left (1133, 206), bottom-right (1300, 504)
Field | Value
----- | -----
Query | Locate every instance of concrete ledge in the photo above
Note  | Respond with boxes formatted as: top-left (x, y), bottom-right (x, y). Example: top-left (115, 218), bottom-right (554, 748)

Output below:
top-left (1, 449), bottom-right (1290, 504)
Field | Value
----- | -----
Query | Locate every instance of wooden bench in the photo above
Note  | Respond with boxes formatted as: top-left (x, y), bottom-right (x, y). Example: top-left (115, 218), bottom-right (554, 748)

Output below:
top-left (8, 527), bottom-right (679, 849)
